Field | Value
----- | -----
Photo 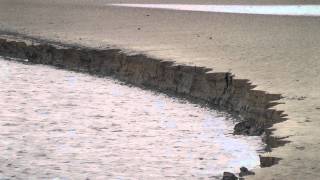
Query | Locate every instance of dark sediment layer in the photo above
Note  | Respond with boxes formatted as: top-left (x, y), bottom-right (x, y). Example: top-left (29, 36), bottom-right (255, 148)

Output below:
top-left (0, 35), bottom-right (288, 169)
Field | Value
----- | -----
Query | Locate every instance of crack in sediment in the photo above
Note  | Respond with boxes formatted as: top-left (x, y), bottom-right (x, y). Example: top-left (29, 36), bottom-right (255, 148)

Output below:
top-left (0, 34), bottom-right (289, 174)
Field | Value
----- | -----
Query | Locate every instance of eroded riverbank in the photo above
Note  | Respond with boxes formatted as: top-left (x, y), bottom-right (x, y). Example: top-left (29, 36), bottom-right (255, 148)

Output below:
top-left (0, 35), bottom-right (287, 178)
top-left (2, 1), bottom-right (320, 178)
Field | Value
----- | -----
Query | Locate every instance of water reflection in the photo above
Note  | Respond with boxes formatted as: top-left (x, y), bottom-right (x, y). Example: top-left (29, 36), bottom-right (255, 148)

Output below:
top-left (0, 58), bottom-right (263, 179)
top-left (110, 4), bottom-right (320, 16)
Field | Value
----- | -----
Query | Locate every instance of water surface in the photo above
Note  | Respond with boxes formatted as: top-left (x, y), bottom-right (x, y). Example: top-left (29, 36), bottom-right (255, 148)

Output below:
top-left (0, 58), bottom-right (263, 179)
top-left (110, 4), bottom-right (320, 16)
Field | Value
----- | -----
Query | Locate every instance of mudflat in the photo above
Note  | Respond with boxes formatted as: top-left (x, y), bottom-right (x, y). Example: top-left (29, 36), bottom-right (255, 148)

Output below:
top-left (0, 0), bottom-right (320, 179)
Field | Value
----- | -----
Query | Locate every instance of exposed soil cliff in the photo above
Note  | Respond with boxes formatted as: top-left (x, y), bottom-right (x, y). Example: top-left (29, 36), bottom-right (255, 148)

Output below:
top-left (0, 36), bottom-right (288, 170)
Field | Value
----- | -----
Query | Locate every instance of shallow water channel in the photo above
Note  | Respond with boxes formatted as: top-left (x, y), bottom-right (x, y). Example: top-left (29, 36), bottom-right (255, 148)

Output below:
top-left (0, 58), bottom-right (264, 179)
top-left (110, 4), bottom-right (320, 16)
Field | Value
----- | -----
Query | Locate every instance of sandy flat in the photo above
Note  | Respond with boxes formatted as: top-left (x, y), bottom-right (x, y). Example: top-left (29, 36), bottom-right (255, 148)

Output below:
top-left (0, 0), bottom-right (320, 179)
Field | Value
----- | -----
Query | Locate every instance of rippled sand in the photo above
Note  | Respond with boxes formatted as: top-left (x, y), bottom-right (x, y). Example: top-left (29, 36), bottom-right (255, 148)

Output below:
top-left (0, 58), bottom-right (263, 179)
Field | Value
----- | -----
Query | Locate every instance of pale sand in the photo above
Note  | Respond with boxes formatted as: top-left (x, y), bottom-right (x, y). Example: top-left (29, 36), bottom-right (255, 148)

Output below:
top-left (0, 0), bottom-right (320, 179)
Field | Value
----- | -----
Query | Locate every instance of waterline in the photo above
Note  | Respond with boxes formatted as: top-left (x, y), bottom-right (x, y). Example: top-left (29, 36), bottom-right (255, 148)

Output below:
top-left (109, 4), bottom-right (320, 16)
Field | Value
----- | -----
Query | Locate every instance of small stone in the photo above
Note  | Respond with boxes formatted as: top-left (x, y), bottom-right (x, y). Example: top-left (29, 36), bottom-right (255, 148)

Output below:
top-left (222, 172), bottom-right (238, 180)
top-left (137, 27), bottom-right (141, 30)
top-left (199, 157), bottom-right (204, 160)
top-left (297, 96), bottom-right (306, 100)
top-left (234, 121), bottom-right (251, 135)
top-left (295, 146), bottom-right (305, 150)
top-left (260, 156), bottom-right (281, 167)
top-left (234, 121), bottom-right (263, 136)
top-left (239, 167), bottom-right (255, 177)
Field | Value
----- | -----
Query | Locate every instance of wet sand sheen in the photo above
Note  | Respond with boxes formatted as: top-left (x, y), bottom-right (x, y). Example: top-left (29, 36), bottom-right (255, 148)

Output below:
top-left (110, 4), bottom-right (320, 16)
top-left (0, 58), bottom-right (263, 179)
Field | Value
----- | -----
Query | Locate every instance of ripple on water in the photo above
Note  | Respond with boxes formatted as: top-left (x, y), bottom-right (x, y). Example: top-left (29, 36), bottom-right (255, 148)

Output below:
top-left (0, 58), bottom-right (264, 179)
